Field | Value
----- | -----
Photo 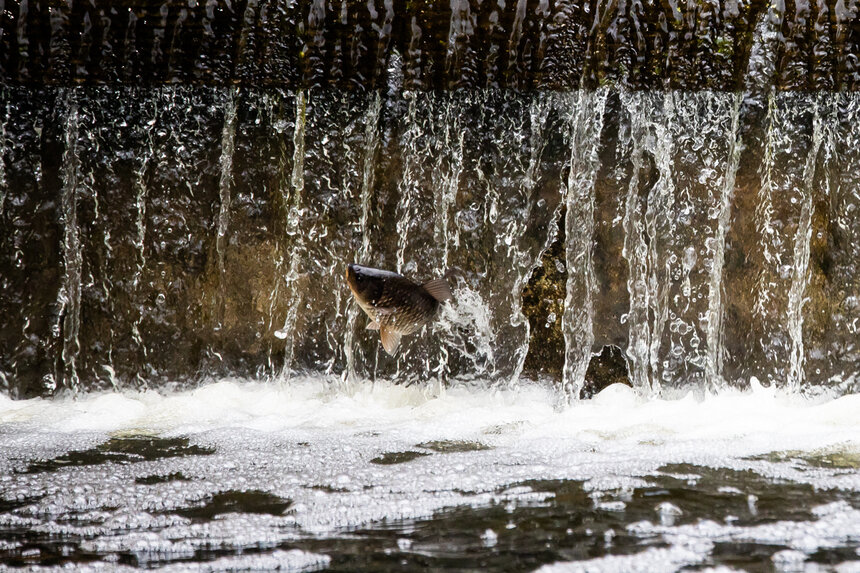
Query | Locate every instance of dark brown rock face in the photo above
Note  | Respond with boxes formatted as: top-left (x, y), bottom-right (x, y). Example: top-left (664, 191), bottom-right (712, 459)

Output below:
top-left (1, 0), bottom-right (857, 90)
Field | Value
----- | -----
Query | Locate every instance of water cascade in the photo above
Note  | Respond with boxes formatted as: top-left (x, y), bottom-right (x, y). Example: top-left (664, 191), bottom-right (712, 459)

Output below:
top-left (615, 92), bottom-right (748, 393)
top-left (215, 86), bottom-right (238, 325)
top-left (561, 89), bottom-right (608, 397)
top-left (0, 92), bottom-right (7, 218)
top-left (704, 93), bottom-right (743, 389)
top-left (0, 87), bottom-right (859, 397)
top-left (57, 91), bottom-right (83, 393)
top-left (0, 0), bottom-right (859, 399)
top-left (274, 90), bottom-right (306, 380)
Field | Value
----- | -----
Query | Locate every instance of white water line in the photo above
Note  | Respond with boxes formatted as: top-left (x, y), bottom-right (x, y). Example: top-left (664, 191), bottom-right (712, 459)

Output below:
top-left (277, 91), bottom-right (307, 382)
top-left (0, 91), bottom-right (8, 218)
top-left (561, 88), bottom-right (608, 398)
top-left (704, 92), bottom-right (743, 389)
top-left (58, 89), bottom-right (82, 393)
top-left (215, 86), bottom-right (238, 324)
top-left (786, 96), bottom-right (825, 391)
top-left (620, 91), bottom-right (654, 393)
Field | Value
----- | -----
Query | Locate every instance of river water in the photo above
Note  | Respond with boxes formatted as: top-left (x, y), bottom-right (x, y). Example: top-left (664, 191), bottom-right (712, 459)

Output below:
top-left (1, 378), bottom-right (859, 570)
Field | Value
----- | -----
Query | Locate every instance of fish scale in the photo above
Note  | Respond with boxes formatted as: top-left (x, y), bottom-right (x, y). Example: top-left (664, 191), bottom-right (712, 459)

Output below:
top-left (346, 264), bottom-right (453, 355)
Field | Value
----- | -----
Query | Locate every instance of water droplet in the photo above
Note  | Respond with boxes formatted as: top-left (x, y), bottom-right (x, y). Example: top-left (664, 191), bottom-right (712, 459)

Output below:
top-left (480, 529), bottom-right (498, 547)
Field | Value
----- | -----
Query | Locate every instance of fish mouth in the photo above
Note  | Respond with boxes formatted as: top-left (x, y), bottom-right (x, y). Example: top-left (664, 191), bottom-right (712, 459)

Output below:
top-left (345, 263), bottom-right (358, 294)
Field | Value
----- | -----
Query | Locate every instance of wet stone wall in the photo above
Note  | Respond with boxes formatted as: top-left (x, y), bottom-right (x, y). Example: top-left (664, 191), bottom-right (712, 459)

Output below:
top-left (1, 1), bottom-right (860, 398)
top-left (0, 0), bottom-right (858, 90)
top-left (2, 87), bottom-right (860, 399)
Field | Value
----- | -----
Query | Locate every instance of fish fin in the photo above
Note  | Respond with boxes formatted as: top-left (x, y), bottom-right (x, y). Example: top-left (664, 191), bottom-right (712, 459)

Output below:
top-left (366, 320), bottom-right (380, 331)
top-left (422, 278), bottom-right (453, 303)
top-left (380, 327), bottom-right (401, 356)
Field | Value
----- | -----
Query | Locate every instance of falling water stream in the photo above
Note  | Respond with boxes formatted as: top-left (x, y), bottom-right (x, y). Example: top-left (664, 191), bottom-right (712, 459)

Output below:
top-left (57, 91), bottom-right (83, 394)
top-left (275, 90), bottom-right (306, 380)
top-left (561, 89), bottom-right (607, 397)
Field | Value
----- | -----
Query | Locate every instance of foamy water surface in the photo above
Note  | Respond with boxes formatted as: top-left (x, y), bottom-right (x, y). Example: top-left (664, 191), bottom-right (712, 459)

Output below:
top-left (1, 378), bottom-right (859, 571)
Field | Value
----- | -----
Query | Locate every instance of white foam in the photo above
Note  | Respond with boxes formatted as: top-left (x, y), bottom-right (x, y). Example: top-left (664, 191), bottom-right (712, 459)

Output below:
top-left (628, 502), bottom-right (860, 555)
top-left (2, 379), bottom-right (858, 449)
top-left (1, 377), bottom-right (859, 570)
top-left (536, 540), bottom-right (712, 572)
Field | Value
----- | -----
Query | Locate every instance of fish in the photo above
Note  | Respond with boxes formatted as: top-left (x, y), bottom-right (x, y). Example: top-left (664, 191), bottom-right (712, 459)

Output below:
top-left (345, 263), bottom-right (454, 355)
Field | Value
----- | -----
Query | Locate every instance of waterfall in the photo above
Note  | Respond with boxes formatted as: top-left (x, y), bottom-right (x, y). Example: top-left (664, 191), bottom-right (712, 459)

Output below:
top-left (58, 90), bottom-right (83, 393)
top-left (264, 90), bottom-right (295, 374)
top-left (216, 86), bottom-right (238, 323)
top-left (128, 91), bottom-right (158, 389)
top-left (826, 93), bottom-right (860, 393)
top-left (1, 86), bottom-right (859, 397)
top-left (753, 94), bottom-right (779, 323)
top-left (561, 89), bottom-right (608, 397)
top-left (751, 92), bottom-right (821, 387)
top-left (268, 88), bottom-right (377, 382)
top-left (704, 94), bottom-right (743, 388)
top-left (275, 91), bottom-right (307, 380)
top-left (502, 92), bottom-right (555, 386)
top-left (620, 91), bottom-right (659, 393)
top-left (0, 91), bottom-right (7, 217)
top-left (617, 91), bottom-right (751, 394)
top-left (786, 96), bottom-right (825, 391)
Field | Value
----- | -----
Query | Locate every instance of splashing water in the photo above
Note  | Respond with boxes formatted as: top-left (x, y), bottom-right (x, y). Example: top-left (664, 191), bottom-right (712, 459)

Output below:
top-left (561, 88), bottom-right (608, 397)
top-left (1, 88), bottom-right (860, 397)
top-left (1, 378), bottom-right (859, 569)
top-left (58, 90), bottom-right (83, 394)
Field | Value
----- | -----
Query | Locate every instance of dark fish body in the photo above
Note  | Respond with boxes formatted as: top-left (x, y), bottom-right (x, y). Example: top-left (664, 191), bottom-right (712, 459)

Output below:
top-left (346, 264), bottom-right (453, 355)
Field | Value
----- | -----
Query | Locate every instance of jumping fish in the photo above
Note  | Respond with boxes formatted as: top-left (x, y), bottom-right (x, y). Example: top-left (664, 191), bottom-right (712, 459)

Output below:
top-left (345, 263), bottom-right (453, 355)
